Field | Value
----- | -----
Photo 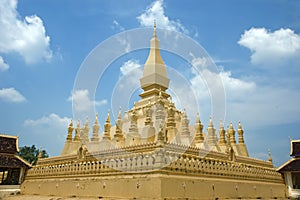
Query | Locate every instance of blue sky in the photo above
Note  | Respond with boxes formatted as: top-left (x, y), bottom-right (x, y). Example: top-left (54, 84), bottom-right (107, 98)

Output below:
top-left (0, 0), bottom-right (299, 167)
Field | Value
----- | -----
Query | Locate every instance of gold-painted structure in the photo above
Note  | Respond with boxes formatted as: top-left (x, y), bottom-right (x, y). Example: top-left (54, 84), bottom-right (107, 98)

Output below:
top-left (21, 25), bottom-right (286, 199)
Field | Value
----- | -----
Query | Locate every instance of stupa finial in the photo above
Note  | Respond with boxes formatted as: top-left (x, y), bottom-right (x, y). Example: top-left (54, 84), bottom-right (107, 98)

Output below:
top-left (208, 116), bottom-right (214, 127)
top-left (228, 121), bottom-right (236, 144)
top-left (106, 110), bottom-right (110, 123)
top-left (268, 149), bottom-right (273, 164)
top-left (118, 107), bottom-right (122, 120)
top-left (95, 113), bottom-right (99, 124)
top-left (237, 121), bottom-right (245, 144)
top-left (66, 119), bottom-right (74, 141)
top-left (73, 120), bottom-right (81, 141)
top-left (194, 113), bottom-right (204, 143)
top-left (91, 113), bottom-right (100, 142)
top-left (196, 112), bottom-right (200, 120)
top-left (219, 120), bottom-right (226, 145)
top-left (85, 116), bottom-right (89, 127)
top-left (238, 121), bottom-right (242, 129)
top-left (153, 20), bottom-right (157, 38)
top-left (37, 146), bottom-right (43, 159)
top-left (219, 119), bottom-right (224, 128)
top-left (103, 110), bottom-right (111, 140)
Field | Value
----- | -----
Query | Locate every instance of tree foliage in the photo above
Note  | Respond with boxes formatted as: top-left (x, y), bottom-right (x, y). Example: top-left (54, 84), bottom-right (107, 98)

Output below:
top-left (17, 145), bottom-right (49, 165)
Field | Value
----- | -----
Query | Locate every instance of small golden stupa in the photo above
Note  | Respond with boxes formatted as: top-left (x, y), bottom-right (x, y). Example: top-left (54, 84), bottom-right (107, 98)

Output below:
top-left (21, 24), bottom-right (286, 199)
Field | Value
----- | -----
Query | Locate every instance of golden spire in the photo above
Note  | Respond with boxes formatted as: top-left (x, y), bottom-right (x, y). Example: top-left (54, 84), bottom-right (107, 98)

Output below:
top-left (118, 107), bottom-right (122, 120)
top-left (37, 146), bottom-right (43, 160)
top-left (85, 116), bottom-right (89, 127)
top-left (139, 20), bottom-right (170, 99)
top-left (103, 110), bottom-right (111, 140)
top-left (196, 113), bottom-right (200, 123)
top-left (181, 109), bottom-right (190, 137)
top-left (238, 121), bottom-right (242, 129)
top-left (268, 149), bottom-right (273, 164)
top-left (66, 119), bottom-right (74, 141)
top-left (237, 121), bottom-right (245, 144)
top-left (219, 120), bottom-right (226, 145)
top-left (208, 116), bottom-right (214, 127)
top-left (219, 119), bottom-right (224, 129)
top-left (207, 116), bottom-right (217, 145)
top-left (95, 113), bottom-right (99, 124)
top-left (228, 122), bottom-right (236, 144)
top-left (82, 116), bottom-right (90, 144)
top-left (145, 21), bottom-right (164, 65)
top-left (116, 107), bottom-right (123, 128)
top-left (106, 110), bottom-right (110, 123)
top-left (73, 120), bottom-right (81, 141)
top-left (91, 113), bottom-right (100, 142)
top-left (194, 113), bottom-right (204, 143)
top-left (114, 107), bottom-right (124, 141)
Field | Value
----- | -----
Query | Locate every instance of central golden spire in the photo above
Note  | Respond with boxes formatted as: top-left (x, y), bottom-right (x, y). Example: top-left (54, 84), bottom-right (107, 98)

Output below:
top-left (144, 21), bottom-right (164, 66)
top-left (139, 21), bottom-right (170, 100)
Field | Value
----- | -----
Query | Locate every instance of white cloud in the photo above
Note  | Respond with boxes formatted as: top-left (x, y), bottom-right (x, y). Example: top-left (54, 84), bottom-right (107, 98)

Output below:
top-left (189, 63), bottom-right (300, 129)
top-left (23, 113), bottom-right (71, 156)
top-left (0, 56), bottom-right (9, 71)
top-left (0, 0), bottom-right (52, 64)
top-left (24, 113), bottom-right (70, 127)
top-left (120, 59), bottom-right (142, 76)
top-left (187, 62), bottom-right (300, 129)
top-left (190, 56), bottom-right (210, 70)
top-left (219, 69), bottom-right (256, 98)
top-left (119, 59), bottom-right (143, 89)
top-left (116, 36), bottom-right (131, 53)
top-left (68, 89), bottom-right (107, 112)
top-left (137, 0), bottom-right (188, 34)
top-left (238, 28), bottom-right (300, 66)
top-left (110, 59), bottom-right (143, 113)
top-left (228, 86), bottom-right (300, 127)
top-left (183, 56), bottom-right (257, 124)
top-left (190, 57), bottom-right (256, 103)
top-left (111, 20), bottom-right (125, 32)
top-left (167, 67), bottom-right (200, 121)
top-left (0, 87), bottom-right (26, 103)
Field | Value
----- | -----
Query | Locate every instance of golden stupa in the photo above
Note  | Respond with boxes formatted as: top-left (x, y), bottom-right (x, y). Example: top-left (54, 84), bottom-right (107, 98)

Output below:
top-left (21, 25), bottom-right (286, 199)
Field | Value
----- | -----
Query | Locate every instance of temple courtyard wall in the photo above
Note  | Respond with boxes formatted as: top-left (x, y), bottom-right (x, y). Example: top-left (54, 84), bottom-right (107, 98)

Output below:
top-left (21, 173), bottom-right (286, 199)
top-left (19, 143), bottom-right (287, 199)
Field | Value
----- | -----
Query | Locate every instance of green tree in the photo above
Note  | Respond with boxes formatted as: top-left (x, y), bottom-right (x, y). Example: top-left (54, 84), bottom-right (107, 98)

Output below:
top-left (18, 145), bottom-right (49, 165)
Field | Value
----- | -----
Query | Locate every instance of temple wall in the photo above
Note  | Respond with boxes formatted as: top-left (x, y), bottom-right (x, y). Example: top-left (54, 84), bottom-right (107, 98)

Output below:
top-left (22, 174), bottom-right (286, 199)
top-left (22, 146), bottom-right (286, 199)
top-left (160, 175), bottom-right (286, 199)
top-left (25, 149), bottom-right (283, 184)
top-left (22, 175), bottom-right (162, 199)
